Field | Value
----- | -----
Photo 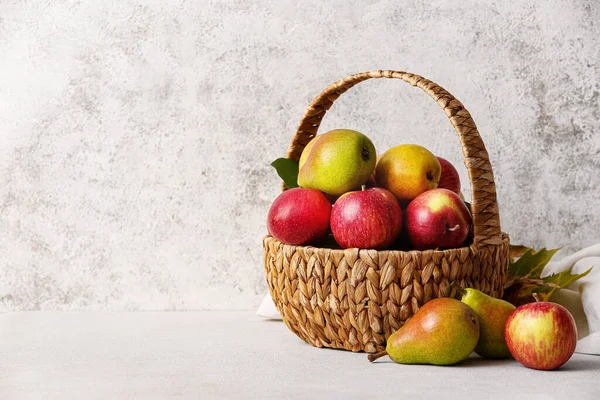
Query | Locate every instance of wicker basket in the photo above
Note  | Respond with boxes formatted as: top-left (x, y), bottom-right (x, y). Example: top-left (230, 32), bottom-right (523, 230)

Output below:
top-left (263, 70), bottom-right (509, 353)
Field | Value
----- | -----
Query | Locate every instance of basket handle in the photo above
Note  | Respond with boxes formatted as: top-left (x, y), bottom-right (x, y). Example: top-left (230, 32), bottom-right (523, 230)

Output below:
top-left (286, 70), bottom-right (502, 247)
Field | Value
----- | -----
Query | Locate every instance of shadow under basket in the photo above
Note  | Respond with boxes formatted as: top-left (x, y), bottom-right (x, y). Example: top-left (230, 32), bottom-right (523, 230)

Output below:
top-left (263, 70), bottom-right (510, 353)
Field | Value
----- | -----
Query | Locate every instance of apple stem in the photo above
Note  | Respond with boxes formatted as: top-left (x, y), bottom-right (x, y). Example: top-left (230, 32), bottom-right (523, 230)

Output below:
top-left (368, 350), bottom-right (388, 362)
top-left (361, 185), bottom-right (366, 191)
top-left (447, 224), bottom-right (460, 232)
top-left (532, 293), bottom-right (541, 302)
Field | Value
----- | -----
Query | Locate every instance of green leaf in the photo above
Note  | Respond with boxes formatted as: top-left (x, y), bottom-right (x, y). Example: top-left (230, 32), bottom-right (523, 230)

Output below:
top-left (271, 158), bottom-right (299, 189)
top-left (508, 247), bottom-right (561, 279)
top-left (504, 245), bottom-right (594, 306)
top-left (509, 244), bottom-right (530, 259)
top-left (502, 278), bottom-right (545, 307)
top-left (535, 266), bottom-right (593, 300)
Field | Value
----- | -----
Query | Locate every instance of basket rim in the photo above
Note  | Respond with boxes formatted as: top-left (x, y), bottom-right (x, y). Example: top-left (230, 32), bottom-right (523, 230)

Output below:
top-left (264, 232), bottom-right (509, 257)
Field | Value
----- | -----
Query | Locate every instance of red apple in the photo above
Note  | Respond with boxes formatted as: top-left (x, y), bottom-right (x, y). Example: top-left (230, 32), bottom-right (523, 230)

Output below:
top-left (267, 188), bottom-right (331, 245)
top-left (405, 188), bottom-right (471, 250)
top-left (331, 187), bottom-right (402, 249)
top-left (436, 156), bottom-right (461, 195)
top-left (505, 302), bottom-right (577, 370)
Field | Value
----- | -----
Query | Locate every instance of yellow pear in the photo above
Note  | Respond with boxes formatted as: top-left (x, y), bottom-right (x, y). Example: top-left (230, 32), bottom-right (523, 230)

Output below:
top-left (376, 144), bottom-right (441, 206)
top-left (460, 288), bottom-right (515, 358)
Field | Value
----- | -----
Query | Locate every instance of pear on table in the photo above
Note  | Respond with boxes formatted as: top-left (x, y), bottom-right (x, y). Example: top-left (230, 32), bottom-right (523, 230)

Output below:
top-left (368, 298), bottom-right (480, 365)
top-left (460, 288), bottom-right (516, 359)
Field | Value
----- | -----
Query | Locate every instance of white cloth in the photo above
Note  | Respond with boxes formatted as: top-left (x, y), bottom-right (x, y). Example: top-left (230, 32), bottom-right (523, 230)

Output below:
top-left (258, 244), bottom-right (600, 355)
top-left (542, 248), bottom-right (600, 355)
top-left (256, 292), bottom-right (281, 320)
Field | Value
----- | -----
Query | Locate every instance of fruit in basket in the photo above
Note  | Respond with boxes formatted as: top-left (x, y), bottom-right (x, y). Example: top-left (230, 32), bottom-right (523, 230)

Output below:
top-left (298, 135), bottom-right (318, 169)
top-left (267, 188), bottom-right (331, 245)
top-left (365, 155), bottom-right (382, 187)
top-left (460, 288), bottom-right (515, 358)
top-left (375, 144), bottom-right (441, 206)
top-left (505, 301), bottom-right (577, 370)
top-left (405, 188), bottom-right (471, 250)
top-left (437, 156), bottom-right (461, 195)
top-left (330, 187), bottom-right (402, 249)
top-left (368, 298), bottom-right (480, 365)
top-left (297, 129), bottom-right (376, 197)
top-left (365, 173), bottom-right (377, 188)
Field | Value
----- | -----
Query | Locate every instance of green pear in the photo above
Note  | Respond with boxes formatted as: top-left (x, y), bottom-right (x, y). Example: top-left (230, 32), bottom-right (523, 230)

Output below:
top-left (368, 298), bottom-right (480, 365)
top-left (297, 129), bottom-right (376, 197)
top-left (460, 288), bottom-right (516, 358)
top-left (299, 135), bottom-right (318, 170)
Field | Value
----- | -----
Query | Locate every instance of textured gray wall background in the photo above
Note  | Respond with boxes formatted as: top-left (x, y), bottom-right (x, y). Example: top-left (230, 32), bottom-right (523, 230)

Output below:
top-left (1, 0), bottom-right (599, 310)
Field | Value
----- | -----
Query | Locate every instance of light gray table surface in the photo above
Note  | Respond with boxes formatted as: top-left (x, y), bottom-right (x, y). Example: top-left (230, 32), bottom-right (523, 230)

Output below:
top-left (0, 311), bottom-right (599, 399)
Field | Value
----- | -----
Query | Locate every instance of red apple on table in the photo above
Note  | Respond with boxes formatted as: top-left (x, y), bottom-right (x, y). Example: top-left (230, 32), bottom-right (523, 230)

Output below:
top-left (331, 187), bottom-right (402, 249)
top-left (405, 188), bottom-right (471, 250)
top-left (436, 156), bottom-right (461, 195)
top-left (505, 301), bottom-right (577, 370)
top-left (267, 188), bottom-right (331, 245)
